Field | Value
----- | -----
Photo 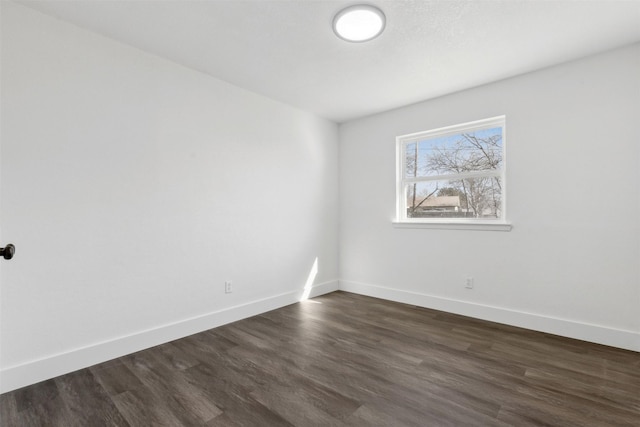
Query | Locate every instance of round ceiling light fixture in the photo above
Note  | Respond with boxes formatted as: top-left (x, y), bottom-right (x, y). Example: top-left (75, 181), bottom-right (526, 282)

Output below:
top-left (333, 4), bottom-right (386, 43)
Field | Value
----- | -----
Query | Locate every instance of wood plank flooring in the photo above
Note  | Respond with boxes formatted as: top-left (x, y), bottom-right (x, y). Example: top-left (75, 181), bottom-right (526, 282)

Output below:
top-left (1, 291), bottom-right (639, 426)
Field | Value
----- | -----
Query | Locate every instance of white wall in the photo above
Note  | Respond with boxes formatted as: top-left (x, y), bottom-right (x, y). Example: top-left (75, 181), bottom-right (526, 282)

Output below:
top-left (339, 44), bottom-right (640, 351)
top-left (0, 2), bottom-right (338, 392)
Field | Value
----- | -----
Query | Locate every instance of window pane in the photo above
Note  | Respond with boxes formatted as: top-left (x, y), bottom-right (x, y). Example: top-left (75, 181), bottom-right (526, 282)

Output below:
top-left (406, 177), bottom-right (502, 219)
top-left (409, 127), bottom-right (503, 177)
top-left (405, 142), bottom-right (417, 178)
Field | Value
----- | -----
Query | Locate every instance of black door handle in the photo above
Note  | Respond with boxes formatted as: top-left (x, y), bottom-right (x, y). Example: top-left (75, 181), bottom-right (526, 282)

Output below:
top-left (1, 244), bottom-right (15, 260)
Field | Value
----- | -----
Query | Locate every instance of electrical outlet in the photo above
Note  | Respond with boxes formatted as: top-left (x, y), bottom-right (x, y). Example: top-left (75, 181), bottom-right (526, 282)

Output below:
top-left (465, 277), bottom-right (474, 289)
top-left (225, 280), bottom-right (233, 293)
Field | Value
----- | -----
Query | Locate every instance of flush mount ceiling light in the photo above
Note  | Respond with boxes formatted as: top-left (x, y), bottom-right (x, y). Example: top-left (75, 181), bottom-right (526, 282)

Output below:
top-left (333, 4), bottom-right (386, 43)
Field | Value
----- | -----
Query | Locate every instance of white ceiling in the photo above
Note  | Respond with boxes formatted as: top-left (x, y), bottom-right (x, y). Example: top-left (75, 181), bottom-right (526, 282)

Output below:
top-left (15, 0), bottom-right (640, 123)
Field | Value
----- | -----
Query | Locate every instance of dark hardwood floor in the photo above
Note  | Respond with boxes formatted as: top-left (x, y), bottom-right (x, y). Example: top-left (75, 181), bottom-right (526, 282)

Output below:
top-left (1, 291), bottom-right (639, 426)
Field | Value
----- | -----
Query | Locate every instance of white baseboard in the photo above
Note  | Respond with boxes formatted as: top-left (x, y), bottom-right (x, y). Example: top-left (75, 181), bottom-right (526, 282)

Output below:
top-left (339, 279), bottom-right (640, 352)
top-left (0, 280), bottom-right (339, 394)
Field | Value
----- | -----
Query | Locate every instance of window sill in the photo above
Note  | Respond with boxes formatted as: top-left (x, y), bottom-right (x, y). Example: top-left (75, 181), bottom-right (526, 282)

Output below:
top-left (392, 221), bottom-right (512, 231)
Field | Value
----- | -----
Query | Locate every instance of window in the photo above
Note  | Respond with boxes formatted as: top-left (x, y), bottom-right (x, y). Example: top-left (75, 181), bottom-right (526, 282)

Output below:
top-left (395, 116), bottom-right (509, 229)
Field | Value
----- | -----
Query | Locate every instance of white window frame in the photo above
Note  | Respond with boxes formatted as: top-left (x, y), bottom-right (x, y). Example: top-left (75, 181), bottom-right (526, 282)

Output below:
top-left (394, 116), bottom-right (511, 231)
